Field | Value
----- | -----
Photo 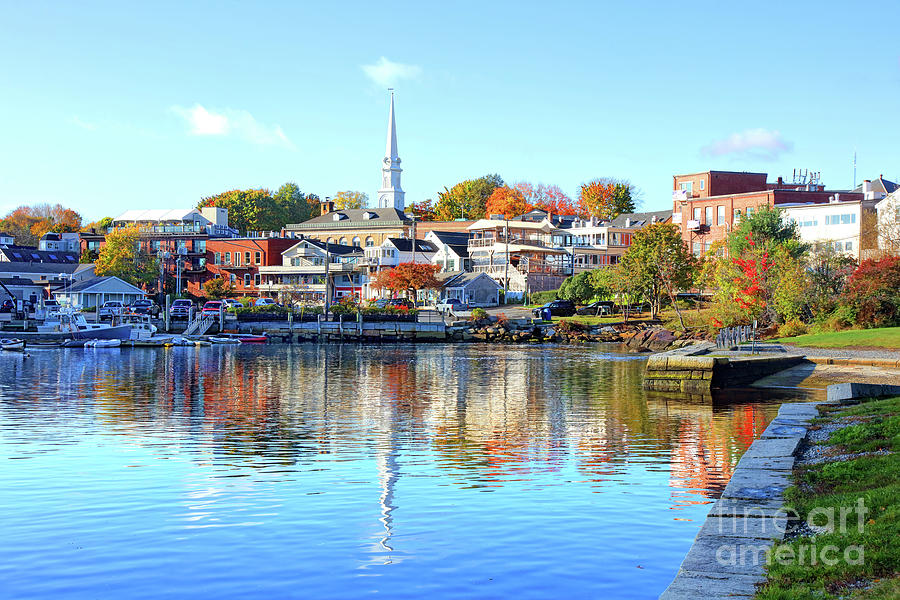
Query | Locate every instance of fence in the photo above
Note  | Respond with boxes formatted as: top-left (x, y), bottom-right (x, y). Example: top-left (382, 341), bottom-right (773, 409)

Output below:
top-left (715, 324), bottom-right (757, 350)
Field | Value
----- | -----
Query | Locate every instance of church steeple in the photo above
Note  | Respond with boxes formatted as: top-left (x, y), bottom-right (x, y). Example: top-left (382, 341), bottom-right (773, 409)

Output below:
top-left (377, 90), bottom-right (405, 211)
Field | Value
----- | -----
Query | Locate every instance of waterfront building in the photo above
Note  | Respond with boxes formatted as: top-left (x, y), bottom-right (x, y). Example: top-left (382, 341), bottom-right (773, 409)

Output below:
top-left (781, 197), bottom-right (877, 260)
top-left (195, 235), bottom-right (299, 298)
top-left (555, 210), bottom-right (672, 272)
top-left (0, 245), bottom-right (79, 265)
top-left (38, 232), bottom-right (80, 254)
top-left (97, 207), bottom-right (238, 295)
top-left (0, 234), bottom-right (14, 246)
top-left (671, 170), bottom-right (864, 255)
top-left (257, 239), bottom-right (364, 303)
top-left (875, 188), bottom-right (900, 256)
top-left (360, 237), bottom-right (438, 299)
top-left (52, 275), bottom-right (147, 308)
top-left (436, 271), bottom-right (501, 307)
top-left (285, 202), bottom-right (413, 248)
top-left (425, 231), bottom-right (471, 272)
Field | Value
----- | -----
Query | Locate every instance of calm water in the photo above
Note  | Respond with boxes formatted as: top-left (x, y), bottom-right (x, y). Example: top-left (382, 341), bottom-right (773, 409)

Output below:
top-left (0, 344), bottom-right (789, 599)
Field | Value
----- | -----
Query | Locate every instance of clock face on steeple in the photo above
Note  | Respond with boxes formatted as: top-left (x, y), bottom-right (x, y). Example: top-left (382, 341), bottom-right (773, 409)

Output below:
top-left (383, 157), bottom-right (391, 165)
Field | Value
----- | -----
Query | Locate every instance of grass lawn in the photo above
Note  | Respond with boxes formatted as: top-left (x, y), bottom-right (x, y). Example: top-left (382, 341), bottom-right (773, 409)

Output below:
top-left (756, 396), bottom-right (900, 599)
top-left (771, 327), bottom-right (900, 349)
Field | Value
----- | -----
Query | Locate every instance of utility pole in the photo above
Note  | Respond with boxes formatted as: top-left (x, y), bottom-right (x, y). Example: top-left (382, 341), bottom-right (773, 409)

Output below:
top-left (504, 217), bottom-right (509, 304)
top-left (324, 198), bottom-right (331, 319)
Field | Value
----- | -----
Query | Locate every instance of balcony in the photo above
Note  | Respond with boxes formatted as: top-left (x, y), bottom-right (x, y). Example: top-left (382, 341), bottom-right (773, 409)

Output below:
top-left (687, 220), bottom-right (701, 231)
top-left (468, 236), bottom-right (554, 250)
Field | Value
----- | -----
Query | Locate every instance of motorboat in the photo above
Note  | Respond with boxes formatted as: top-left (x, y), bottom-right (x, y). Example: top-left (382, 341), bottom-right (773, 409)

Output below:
top-left (4, 308), bottom-right (134, 341)
top-left (208, 336), bottom-right (241, 344)
top-left (1, 338), bottom-right (25, 351)
top-left (85, 339), bottom-right (122, 348)
top-left (215, 333), bottom-right (269, 343)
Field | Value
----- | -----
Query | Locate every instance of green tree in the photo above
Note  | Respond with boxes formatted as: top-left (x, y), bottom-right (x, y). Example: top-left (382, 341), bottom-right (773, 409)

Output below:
top-left (333, 190), bottom-right (369, 210)
top-left (621, 222), bottom-right (696, 325)
top-left (203, 277), bottom-right (235, 300)
top-left (434, 174), bottom-right (504, 221)
top-left (273, 182), bottom-right (318, 225)
top-left (94, 226), bottom-right (158, 287)
top-left (198, 189), bottom-right (279, 233)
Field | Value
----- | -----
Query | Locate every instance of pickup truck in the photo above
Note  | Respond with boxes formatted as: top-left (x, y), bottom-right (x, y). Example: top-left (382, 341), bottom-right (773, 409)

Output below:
top-left (98, 301), bottom-right (125, 321)
top-left (435, 298), bottom-right (469, 315)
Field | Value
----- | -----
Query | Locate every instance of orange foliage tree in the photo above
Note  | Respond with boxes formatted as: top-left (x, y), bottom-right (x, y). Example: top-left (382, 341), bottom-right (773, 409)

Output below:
top-left (577, 179), bottom-right (637, 220)
top-left (371, 262), bottom-right (442, 299)
top-left (407, 199), bottom-right (436, 221)
top-left (484, 186), bottom-right (530, 219)
top-left (513, 182), bottom-right (578, 215)
top-left (0, 203), bottom-right (83, 246)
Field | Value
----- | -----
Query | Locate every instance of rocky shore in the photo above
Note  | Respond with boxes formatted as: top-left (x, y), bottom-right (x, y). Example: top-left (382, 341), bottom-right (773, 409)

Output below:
top-left (445, 317), bottom-right (704, 351)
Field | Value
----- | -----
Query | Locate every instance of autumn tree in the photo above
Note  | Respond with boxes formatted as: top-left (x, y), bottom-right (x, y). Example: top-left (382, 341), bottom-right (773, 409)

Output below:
top-left (94, 226), bottom-right (158, 287)
top-left (371, 262), bottom-right (441, 301)
top-left (406, 199), bottom-right (436, 221)
top-left (0, 204), bottom-right (83, 246)
top-left (577, 179), bottom-right (637, 220)
top-left (333, 190), bottom-right (369, 210)
top-left (621, 222), bottom-right (696, 326)
top-left (433, 174), bottom-right (504, 221)
top-left (513, 182), bottom-right (578, 215)
top-left (484, 186), bottom-right (530, 219)
top-left (82, 216), bottom-right (113, 234)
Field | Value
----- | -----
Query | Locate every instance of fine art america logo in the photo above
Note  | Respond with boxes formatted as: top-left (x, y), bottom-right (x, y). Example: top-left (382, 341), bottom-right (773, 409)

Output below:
top-left (714, 499), bottom-right (868, 567)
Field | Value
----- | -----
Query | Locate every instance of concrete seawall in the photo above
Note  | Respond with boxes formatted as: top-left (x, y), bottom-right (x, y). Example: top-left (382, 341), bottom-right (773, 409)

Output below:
top-left (644, 345), bottom-right (807, 394)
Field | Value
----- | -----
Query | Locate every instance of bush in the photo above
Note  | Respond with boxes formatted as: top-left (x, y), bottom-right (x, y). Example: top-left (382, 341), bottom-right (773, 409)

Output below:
top-left (470, 307), bottom-right (488, 321)
top-left (531, 290), bottom-right (558, 305)
top-left (556, 318), bottom-right (589, 333)
top-left (841, 256), bottom-right (900, 328)
top-left (777, 319), bottom-right (808, 338)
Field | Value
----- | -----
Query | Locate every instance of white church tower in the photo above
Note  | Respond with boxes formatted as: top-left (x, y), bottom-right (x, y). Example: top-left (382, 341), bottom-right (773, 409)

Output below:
top-left (377, 90), bottom-right (405, 211)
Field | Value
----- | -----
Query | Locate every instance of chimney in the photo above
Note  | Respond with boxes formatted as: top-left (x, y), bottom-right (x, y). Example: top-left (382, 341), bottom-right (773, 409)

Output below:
top-left (320, 199), bottom-right (334, 216)
top-left (625, 218), bottom-right (631, 228)
top-left (862, 180), bottom-right (873, 200)
top-left (777, 176), bottom-right (783, 186)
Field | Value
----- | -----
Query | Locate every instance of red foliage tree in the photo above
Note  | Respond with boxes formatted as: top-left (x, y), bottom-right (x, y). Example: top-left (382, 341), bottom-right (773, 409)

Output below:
top-left (371, 262), bottom-right (442, 298)
top-left (513, 182), bottom-right (578, 215)
top-left (841, 256), bottom-right (900, 328)
top-left (484, 186), bottom-right (530, 219)
top-left (407, 199), bottom-right (436, 221)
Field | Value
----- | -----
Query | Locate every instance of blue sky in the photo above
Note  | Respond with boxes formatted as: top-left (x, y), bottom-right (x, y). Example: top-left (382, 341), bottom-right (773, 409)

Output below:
top-left (1, 0), bottom-right (898, 221)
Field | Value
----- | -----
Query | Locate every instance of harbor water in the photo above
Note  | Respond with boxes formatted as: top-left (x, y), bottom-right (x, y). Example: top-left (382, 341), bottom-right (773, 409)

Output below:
top-left (0, 343), bottom-right (790, 599)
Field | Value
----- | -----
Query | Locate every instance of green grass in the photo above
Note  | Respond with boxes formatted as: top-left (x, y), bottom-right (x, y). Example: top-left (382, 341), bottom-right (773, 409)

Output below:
top-left (771, 327), bottom-right (900, 349)
top-left (756, 397), bottom-right (900, 599)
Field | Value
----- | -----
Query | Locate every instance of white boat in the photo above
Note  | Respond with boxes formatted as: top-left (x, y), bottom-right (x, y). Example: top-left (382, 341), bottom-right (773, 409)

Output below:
top-left (7, 308), bottom-right (134, 341)
top-left (1, 338), bottom-right (25, 351)
top-left (86, 339), bottom-right (121, 348)
top-left (208, 336), bottom-right (241, 344)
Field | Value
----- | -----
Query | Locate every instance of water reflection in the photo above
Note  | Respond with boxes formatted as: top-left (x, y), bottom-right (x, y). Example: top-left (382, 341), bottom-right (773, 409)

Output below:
top-left (0, 344), bottom-right (794, 599)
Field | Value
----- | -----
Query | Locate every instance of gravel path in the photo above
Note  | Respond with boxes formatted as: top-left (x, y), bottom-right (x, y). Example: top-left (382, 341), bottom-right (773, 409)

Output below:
top-left (780, 344), bottom-right (900, 361)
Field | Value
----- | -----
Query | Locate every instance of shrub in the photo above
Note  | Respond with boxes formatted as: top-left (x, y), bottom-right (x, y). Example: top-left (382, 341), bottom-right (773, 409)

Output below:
top-left (470, 307), bottom-right (488, 321)
top-left (840, 256), bottom-right (900, 328)
top-left (777, 319), bottom-right (808, 338)
top-left (531, 290), bottom-right (558, 305)
top-left (556, 318), bottom-right (589, 333)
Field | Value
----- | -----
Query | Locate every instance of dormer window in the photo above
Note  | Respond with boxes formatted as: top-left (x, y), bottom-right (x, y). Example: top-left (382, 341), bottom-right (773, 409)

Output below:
top-left (332, 213), bottom-right (348, 221)
top-left (362, 211), bottom-right (377, 220)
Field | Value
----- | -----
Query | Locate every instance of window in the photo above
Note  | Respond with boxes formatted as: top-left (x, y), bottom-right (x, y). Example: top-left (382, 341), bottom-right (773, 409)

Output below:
top-left (254, 251), bottom-right (261, 264)
top-left (746, 207), bottom-right (754, 217)
top-left (680, 181), bottom-right (693, 193)
top-left (845, 241), bottom-right (853, 251)
top-left (339, 238), bottom-right (347, 245)
top-left (692, 242), bottom-right (703, 256)
top-left (245, 251), bottom-right (251, 265)
top-left (733, 209), bottom-right (742, 220)
top-left (704, 242), bottom-right (712, 253)
top-left (717, 206), bottom-right (725, 226)
top-left (352, 236), bottom-right (360, 246)
top-left (195, 240), bottom-right (206, 253)
top-left (244, 274), bottom-right (251, 287)
top-left (229, 274), bottom-right (236, 283)
top-left (693, 208), bottom-right (701, 221)
top-left (254, 274), bottom-right (261, 286)
top-left (705, 206), bottom-right (713, 225)
top-left (224, 252), bottom-right (231, 265)
top-left (234, 252), bottom-right (241, 267)
top-left (365, 237), bottom-right (374, 247)
top-left (700, 180), bottom-right (705, 191)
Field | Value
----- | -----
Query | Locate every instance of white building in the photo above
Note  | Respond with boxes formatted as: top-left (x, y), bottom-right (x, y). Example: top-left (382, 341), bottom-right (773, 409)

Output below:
top-left (257, 239), bottom-right (364, 302)
top-left (425, 231), bottom-right (471, 272)
top-left (112, 207), bottom-right (236, 237)
top-left (876, 189), bottom-right (900, 254)
top-left (53, 276), bottom-right (146, 308)
top-left (781, 197), bottom-right (876, 260)
top-left (39, 232), bottom-right (80, 253)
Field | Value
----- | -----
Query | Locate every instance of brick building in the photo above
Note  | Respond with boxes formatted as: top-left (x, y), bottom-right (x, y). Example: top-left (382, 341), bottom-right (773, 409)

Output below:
top-left (672, 170), bottom-right (864, 254)
top-left (190, 236), bottom-right (299, 298)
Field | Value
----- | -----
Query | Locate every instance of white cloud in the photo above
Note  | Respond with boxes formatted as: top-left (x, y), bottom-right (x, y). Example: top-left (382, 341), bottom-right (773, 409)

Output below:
top-left (70, 116), bottom-right (96, 131)
top-left (361, 57), bottom-right (422, 87)
top-left (171, 104), bottom-right (294, 149)
top-left (701, 128), bottom-right (793, 161)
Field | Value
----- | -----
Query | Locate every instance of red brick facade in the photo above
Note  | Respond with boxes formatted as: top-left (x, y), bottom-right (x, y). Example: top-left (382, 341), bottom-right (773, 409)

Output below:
top-left (190, 237), bottom-right (298, 298)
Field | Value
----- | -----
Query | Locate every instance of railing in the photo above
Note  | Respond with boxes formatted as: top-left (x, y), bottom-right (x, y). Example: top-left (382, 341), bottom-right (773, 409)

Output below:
top-left (183, 314), bottom-right (216, 336)
top-left (715, 325), bottom-right (757, 350)
top-left (468, 236), bottom-right (553, 249)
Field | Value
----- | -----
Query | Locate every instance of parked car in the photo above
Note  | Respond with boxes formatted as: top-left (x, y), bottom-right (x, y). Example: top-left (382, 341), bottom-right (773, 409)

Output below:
top-left (222, 298), bottom-right (243, 310)
top-left (201, 300), bottom-right (224, 317)
top-left (435, 298), bottom-right (468, 314)
top-left (128, 299), bottom-right (161, 317)
top-left (531, 299), bottom-right (576, 319)
top-left (254, 297), bottom-right (277, 307)
top-left (577, 301), bottom-right (615, 316)
top-left (372, 299), bottom-right (391, 309)
top-left (169, 299), bottom-right (194, 320)
top-left (98, 301), bottom-right (125, 321)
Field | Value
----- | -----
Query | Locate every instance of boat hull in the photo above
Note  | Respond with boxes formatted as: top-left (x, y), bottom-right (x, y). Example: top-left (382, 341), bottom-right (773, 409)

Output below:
top-left (0, 325), bottom-right (134, 342)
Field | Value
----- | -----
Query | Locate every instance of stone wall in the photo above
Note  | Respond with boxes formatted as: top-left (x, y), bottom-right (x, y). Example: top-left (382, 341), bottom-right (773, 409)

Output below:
top-left (644, 350), bottom-right (808, 393)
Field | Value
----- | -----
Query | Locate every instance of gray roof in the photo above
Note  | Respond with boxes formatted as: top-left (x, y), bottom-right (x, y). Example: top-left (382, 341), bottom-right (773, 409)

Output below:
top-left (427, 230), bottom-right (470, 245)
top-left (440, 271), bottom-right (501, 289)
top-left (0, 262), bottom-right (83, 275)
top-left (852, 176), bottom-right (899, 195)
top-left (286, 208), bottom-right (410, 229)
top-left (609, 209), bottom-right (673, 228)
top-left (64, 276), bottom-right (145, 294)
top-left (300, 239), bottom-right (363, 256)
top-left (447, 244), bottom-right (469, 258)
top-left (387, 238), bottom-right (437, 253)
top-left (0, 246), bottom-right (79, 264)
